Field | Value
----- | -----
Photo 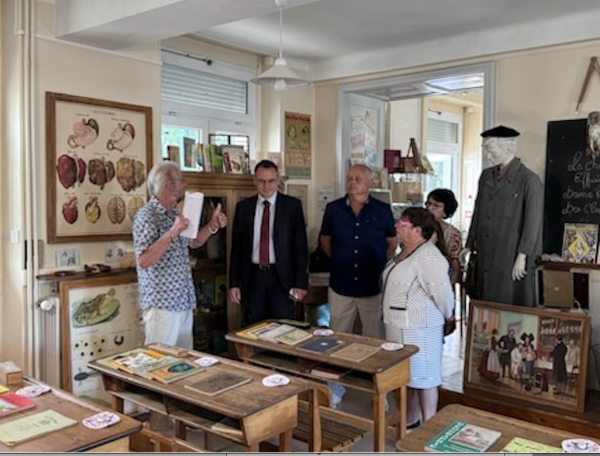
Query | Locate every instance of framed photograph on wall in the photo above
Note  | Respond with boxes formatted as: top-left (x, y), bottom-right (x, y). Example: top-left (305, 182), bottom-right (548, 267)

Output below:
top-left (59, 274), bottom-right (143, 407)
top-left (46, 92), bottom-right (153, 243)
top-left (464, 300), bottom-right (590, 413)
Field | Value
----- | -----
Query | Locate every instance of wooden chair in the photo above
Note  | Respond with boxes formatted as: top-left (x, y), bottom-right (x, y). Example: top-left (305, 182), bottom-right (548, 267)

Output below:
top-left (295, 382), bottom-right (371, 452)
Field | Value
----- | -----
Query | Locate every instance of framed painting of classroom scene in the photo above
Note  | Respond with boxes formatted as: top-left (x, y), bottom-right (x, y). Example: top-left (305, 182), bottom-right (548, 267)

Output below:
top-left (464, 300), bottom-right (590, 413)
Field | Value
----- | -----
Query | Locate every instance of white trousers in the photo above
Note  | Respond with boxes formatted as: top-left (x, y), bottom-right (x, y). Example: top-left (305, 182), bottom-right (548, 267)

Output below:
top-left (142, 307), bottom-right (194, 350)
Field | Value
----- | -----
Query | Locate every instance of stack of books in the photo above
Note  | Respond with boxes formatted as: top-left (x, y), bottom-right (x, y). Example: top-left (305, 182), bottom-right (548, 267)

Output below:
top-left (99, 348), bottom-right (202, 384)
top-left (236, 322), bottom-right (313, 345)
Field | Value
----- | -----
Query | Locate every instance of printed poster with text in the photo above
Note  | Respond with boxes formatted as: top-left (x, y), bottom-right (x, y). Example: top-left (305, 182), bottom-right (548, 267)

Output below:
top-left (284, 112), bottom-right (311, 179)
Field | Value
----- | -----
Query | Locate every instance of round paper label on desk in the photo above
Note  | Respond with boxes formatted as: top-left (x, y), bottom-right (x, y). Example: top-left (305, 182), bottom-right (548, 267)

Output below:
top-left (194, 357), bottom-right (219, 367)
top-left (262, 374), bottom-right (290, 387)
top-left (82, 411), bottom-right (121, 429)
top-left (313, 329), bottom-right (334, 337)
top-left (562, 439), bottom-right (600, 453)
top-left (15, 384), bottom-right (51, 398)
top-left (381, 342), bottom-right (404, 351)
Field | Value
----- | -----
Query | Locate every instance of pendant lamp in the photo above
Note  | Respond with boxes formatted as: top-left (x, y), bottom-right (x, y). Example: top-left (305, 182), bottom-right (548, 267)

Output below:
top-left (251, 0), bottom-right (310, 91)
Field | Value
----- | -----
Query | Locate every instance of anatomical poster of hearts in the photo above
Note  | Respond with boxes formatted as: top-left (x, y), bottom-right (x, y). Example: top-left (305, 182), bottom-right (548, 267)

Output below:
top-left (60, 275), bottom-right (144, 407)
top-left (46, 92), bottom-right (153, 243)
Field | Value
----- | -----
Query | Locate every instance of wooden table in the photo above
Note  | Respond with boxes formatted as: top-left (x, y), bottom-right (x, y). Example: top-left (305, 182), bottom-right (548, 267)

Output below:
top-left (226, 324), bottom-right (418, 452)
top-left (0, 378), bottom-right (141, 452)
top-left (88, 349), bottom-right (309, 452)
top-left (395, 403), bottom-right (599, 452)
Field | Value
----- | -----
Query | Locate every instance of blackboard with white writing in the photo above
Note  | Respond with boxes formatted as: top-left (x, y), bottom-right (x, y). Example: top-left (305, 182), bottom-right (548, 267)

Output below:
top-left (544, 119), bottom-right (600, 254)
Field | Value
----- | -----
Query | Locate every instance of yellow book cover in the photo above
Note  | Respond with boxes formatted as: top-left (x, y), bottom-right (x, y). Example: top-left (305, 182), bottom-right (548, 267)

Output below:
top-left (501, 437), bottom-right (561, 453)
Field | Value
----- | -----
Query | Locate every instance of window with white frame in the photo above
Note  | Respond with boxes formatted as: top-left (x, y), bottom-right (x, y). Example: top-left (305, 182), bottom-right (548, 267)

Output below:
top-left (161, 49), bottom-right (257, 170)
top-left (424, 111), bottom-right (462, 227)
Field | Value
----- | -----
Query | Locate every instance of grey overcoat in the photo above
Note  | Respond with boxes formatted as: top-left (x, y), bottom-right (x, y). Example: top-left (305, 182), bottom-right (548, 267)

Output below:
top-left (466, 158), bottom-right (543, 306)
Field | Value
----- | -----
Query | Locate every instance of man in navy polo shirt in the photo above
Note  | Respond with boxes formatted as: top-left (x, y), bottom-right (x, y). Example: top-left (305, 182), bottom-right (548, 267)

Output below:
top-left (320, 164), bottom-right (396, 406)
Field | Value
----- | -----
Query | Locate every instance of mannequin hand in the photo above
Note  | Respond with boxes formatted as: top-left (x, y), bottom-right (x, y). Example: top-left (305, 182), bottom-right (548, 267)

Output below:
top-left (511, 253), bottom-right (527, 281)
top-left (458, 248), bottom-right (471, 267)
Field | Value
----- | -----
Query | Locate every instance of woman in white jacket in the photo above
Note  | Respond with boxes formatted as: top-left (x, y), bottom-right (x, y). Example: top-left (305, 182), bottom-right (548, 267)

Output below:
top-left (381, 207), bottom-right (455, 428)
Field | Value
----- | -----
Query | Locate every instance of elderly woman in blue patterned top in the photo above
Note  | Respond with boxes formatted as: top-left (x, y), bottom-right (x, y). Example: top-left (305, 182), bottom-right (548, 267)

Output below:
top-left (133, 161), bottom-right (228, 349)
top-left (381, 207), bottom-right (454, 427)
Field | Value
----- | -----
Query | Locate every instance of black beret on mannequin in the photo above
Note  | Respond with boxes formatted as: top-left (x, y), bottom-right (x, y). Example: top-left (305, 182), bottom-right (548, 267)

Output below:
top-left (481, 125), bottom-right (520, 138)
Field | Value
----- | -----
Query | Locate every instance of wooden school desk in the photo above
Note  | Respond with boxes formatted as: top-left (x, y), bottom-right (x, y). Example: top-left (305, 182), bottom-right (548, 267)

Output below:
top-left (226, 324), bottom-right (418, 452)
top-left (0, 378), bottom-right (141, 452)
top-left (88, 349), bottom-right (309, 452)
top-left (395, 403), bottom-right (598, 452)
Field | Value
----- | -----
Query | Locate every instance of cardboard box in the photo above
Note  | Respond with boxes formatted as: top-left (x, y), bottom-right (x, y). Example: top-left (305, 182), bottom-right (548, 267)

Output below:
top-left (542, 270), bottom-right (573, 308)
top-left (0, 360), bottom-right (23, 385)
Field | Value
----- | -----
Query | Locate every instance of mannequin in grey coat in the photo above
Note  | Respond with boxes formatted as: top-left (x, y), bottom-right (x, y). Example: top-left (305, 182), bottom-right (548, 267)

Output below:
top-left (463, 126), bottom-right (543, 307)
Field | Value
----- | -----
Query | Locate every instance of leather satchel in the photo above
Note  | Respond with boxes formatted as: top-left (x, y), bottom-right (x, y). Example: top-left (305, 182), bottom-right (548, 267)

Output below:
top-left (401, 138), bottom-right (423, 173)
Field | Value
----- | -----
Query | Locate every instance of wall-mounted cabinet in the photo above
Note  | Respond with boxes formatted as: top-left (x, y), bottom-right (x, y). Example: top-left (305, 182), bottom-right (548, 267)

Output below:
top-left (183, 172), bottom-right (256, 353)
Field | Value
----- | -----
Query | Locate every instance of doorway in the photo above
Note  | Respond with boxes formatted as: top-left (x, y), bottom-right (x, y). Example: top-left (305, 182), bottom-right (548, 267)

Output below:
top-left (337, 61), bottom-right (494, 237)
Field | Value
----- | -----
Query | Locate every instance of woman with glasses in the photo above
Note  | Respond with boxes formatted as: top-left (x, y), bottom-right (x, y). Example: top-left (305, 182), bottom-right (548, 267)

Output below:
top-left (381, 207), bottom-right (454, 427)
top-left (425, 188), bottom-right (462, 286)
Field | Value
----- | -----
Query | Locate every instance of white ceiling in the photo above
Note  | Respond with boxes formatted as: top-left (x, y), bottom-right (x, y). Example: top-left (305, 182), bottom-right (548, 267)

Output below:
top-left (55, 0), bottom-right (600, 82)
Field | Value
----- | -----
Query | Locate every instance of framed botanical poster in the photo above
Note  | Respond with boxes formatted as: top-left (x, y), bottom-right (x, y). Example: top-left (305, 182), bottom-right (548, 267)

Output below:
top-left (60, 275), bottom-right (143, 407)
top-left (47, 92), bottom-right (153, 243)
top-left (464, 300), bottom-right (590, 413)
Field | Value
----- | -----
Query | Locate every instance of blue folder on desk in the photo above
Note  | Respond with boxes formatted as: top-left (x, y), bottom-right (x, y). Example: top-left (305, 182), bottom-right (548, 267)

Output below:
top-left (298, 337), bottom-right (344, 354)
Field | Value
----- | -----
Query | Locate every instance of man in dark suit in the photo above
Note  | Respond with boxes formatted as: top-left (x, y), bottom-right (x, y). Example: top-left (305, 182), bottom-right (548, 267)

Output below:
top-left (229, 160), bottom-right (309, 324)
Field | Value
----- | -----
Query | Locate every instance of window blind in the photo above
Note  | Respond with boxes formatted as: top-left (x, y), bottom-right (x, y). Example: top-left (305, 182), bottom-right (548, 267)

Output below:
top-left (162, 62), bottom-right (247, 114)
top-left (428, 118), bottom-right (458, 144)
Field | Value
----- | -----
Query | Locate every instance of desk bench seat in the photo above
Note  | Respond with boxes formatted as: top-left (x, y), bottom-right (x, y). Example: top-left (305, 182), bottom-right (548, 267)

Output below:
top-left (294, 408), bottom-right (371, 452)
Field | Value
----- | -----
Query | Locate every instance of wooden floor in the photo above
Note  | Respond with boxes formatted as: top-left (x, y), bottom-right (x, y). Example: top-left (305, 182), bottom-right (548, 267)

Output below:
top-left (440, 319), bottom-right (600, 440)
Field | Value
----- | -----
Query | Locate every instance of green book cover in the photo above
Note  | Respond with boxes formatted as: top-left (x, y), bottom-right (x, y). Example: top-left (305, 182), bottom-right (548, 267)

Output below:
top-left (424, 421), bottom-right (501, 452)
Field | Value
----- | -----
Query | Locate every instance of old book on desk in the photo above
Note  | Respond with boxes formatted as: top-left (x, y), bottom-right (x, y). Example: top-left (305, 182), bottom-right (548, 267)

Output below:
top-left (275, 328), bottom-right (313, 345)
top-left (0, 410), bottom-right (77, 446)
top-left (257, 324), bottom-right (297, 342)
top-left (501, 436), bottom-right (562, 453)
top-left (107, 349), bottom-right (178, 379)
top-left (329, 343), bottom-right (381, 362)
top-left (0, 392), bottom-right (36, 417)
top-left (298, 337), bottom-right (345, 354)
top-left (424, 421), bottom-right (502, 452)
top-left (310, 365), bottom-right (351, 380)
top-left (147, 343), bottom-right (189, 358)
top-left (148, 359), bottom-right (203, 384)
top-left (236, 322), bottom-right (280, 340)
top-left (185, 372), bottom-right (251, 396)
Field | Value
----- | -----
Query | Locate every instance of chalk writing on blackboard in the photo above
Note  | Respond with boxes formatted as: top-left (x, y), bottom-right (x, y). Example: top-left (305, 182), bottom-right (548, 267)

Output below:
top-left (543, 119), bottom-right (600, 254)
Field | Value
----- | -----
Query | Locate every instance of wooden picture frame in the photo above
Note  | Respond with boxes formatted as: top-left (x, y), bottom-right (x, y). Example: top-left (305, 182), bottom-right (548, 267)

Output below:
top-left (47, 92), bottom-right (153, 243)
top-left (464, 300), bottom-right (590, 413)
top-left (59, 274), bottom-right (143, 406)
top-left (384, 149), bottom-right (403, 173)
top-left (286, 183), bottom-right (308, 220)
top-left (371, 166), bottom-right (389, 189)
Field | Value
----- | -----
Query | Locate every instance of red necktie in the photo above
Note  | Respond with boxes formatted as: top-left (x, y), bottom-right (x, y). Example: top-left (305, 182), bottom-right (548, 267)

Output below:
top-left (260, 201), bottom-right (270, 267)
